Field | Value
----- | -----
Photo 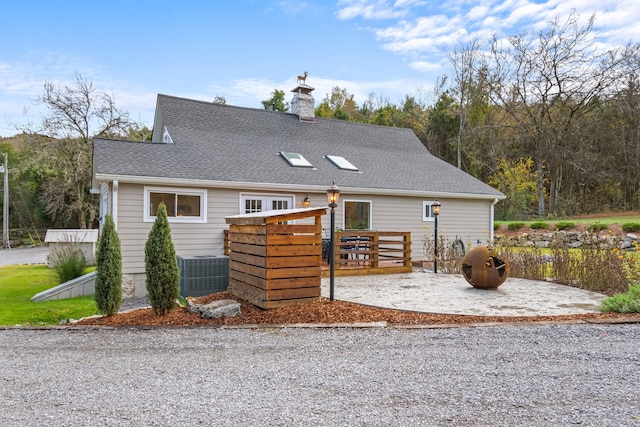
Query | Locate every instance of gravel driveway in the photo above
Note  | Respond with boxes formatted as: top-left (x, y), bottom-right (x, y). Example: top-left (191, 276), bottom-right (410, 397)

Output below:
top-left (1, 323), bottom-right (639, 426)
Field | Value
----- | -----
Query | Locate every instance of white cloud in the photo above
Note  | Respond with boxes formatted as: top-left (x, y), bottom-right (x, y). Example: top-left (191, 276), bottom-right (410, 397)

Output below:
top-left (336, 0), bottom-right (411, 20)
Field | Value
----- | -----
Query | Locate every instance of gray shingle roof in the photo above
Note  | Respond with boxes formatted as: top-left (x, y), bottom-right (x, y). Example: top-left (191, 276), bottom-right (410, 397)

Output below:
top-left (93, 94), bottom-right (503, 197)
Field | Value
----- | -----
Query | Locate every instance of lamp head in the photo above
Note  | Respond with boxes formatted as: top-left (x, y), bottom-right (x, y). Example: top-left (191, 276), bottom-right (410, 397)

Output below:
top-left (326, 182), bottom-right (340, 208)
top-left (432, 200), bottom-right (441, 217)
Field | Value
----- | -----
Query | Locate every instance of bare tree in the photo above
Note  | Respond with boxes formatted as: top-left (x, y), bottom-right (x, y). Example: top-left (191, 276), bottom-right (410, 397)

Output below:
top-left (27, 74), bottom-right (138, 228)
top-left (448, 38), bottom-right (483, 169)
top-left (485, 13), bottom-right (628, 216)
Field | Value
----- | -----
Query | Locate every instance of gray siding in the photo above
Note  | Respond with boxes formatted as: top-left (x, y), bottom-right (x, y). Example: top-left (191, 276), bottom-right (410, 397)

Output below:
top-left (111, 185), bottom-right (494, 275)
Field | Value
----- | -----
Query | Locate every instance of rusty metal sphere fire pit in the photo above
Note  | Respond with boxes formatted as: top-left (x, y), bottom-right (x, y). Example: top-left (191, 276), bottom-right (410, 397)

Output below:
top-left (461, 246), bottom-right (510, 289)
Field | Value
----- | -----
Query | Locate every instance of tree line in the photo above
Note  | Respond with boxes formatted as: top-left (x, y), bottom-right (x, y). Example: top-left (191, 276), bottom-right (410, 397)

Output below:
top-left (1, 12), bottom-right (639, 236)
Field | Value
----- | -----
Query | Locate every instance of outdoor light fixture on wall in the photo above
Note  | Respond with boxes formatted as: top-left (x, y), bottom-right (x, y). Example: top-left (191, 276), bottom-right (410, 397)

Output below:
top-left (303, 196), bottom-right (310, 208)
top-left (326, 182), bottom-right (341, 301)
top-left (432, 200), bottom-right (441, 273)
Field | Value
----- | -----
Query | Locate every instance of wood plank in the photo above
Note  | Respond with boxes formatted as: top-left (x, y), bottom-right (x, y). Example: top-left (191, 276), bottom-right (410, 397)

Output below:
top-left (229, 232), bottom-right (267, 245)
top-left (266, 255), bottom-right (321, 268)
top-left (266, 234), bottom-right (321, 245)
top-left (265, 287), bottom-right (320, 300)
top-left (230, 270), bottom-right (320, 290)
top-left (266, 266), bottom-right (321, 279)
top-left (266, 245), bottom-right (320, 257)
top-left (229, 269), bottom-right (266, 289)
top-left (229, 279), bottom-right (267, 308)
top-left (229, 224), bottom-right (266, 235)
top-left (229, 260), bottom-right (265, 279)
top-left (261, 296), bottom-right (320, 309)
top-left (266, 224), bottom-right (320, 234)
top-left (321, 265), bottom-right (412, 277)
top-left (263, 209), bottom-right (326, 224)
top-left (232, 252), bottom-right (266, 268)
top-left (230, 242), bottom-right (266, 257)
top-left (264, 276), bottom-right (320, 290)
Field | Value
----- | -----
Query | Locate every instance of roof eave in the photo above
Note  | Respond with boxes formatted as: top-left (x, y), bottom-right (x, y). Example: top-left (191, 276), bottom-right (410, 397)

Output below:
top-left (94, 174), bottom-right (505, 201)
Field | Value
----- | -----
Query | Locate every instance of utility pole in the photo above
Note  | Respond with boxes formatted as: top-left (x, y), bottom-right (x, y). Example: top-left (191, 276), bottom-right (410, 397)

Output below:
top-left (1, 153), bottom-right (8, 249)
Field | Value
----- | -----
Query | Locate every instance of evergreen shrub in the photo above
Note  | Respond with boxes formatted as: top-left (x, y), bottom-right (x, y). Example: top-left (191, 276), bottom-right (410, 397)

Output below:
top-left (622, 222), bottom-right (640, 232)
top-left (144, 202), bottom-right (180, 315)
top-left (94, 215), bottom-right (122, 316)
top-left (555, 221), bottom-right (575, 231)
top-left (507, 222), bottom-right (525, 231)
top-left (529, 222), bottom-right (548, 230)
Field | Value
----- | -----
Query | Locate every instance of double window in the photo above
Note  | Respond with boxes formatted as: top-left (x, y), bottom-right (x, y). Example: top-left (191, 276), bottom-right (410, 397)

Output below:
top-left (240, 194), bottom-right (293, 214)
top-left (144, 187), bottom-right (207, 223)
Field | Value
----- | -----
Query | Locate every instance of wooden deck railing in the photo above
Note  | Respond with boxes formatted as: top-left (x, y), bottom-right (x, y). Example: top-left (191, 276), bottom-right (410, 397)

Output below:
top-left (323, 230), bottom-right (412, 277)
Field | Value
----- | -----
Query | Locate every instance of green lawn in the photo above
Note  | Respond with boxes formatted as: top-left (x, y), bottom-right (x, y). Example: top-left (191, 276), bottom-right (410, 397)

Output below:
top-left (495, 214), bottom-right (640, 228)
top-left (0, 265), bottom-right (97, 326)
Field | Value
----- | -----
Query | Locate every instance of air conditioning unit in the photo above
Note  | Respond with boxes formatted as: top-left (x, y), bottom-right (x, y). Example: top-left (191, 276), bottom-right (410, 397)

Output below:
top-left (176, 255), bottom-right (229, 297)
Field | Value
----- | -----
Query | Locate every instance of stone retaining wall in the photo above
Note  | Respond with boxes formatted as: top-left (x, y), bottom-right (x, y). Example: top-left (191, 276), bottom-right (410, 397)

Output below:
top-left (494, 230), bottom-right (640, 250)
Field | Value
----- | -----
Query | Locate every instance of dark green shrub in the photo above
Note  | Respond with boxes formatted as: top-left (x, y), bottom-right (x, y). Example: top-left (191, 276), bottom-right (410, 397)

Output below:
top-left (94, 215), bottom-right (122, 316)
top-left (588, 222), bottom-right (608, 232)
top-left (507, 222), bottom-right (525, 231)
top-left (555, 221), bottom-right (575, 231)
top-left (49, 244), bottom-right (88, 283)
top-left (529, 222), bottom-right (548, 230)
top-left (622, 222), bottom-right (640, 232)
top-left (493, 223), bottom-right (500, 231)
top-left (144, 203), bottom-right (180, 315)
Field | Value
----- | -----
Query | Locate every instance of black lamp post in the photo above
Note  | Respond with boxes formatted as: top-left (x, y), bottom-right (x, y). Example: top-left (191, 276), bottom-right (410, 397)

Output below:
top-left (432, 200), bottom-right (441, 273)
top-left (327, 182), bottom-right (341, 301)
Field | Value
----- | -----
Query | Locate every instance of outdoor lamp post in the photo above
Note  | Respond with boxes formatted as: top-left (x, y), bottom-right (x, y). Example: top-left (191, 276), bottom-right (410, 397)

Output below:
top-left (326, 182), bottom-right (341, 301)
top-left (432, 200), bottom-right (441, 273)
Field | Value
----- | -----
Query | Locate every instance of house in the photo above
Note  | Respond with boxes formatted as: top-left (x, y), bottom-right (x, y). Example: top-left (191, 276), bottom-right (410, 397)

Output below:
top-left (93, 83), bottom-right (505, 297)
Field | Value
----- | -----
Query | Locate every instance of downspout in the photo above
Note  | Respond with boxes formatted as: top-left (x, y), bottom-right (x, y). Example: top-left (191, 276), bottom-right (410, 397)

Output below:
top-left (112, 180), bottom-right (119, 230)
top-left (490, 198), bottom-right (498, 244)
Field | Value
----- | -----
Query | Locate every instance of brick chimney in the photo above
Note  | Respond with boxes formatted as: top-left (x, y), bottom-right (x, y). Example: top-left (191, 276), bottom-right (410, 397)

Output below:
top-left (290, 83), bottom-right (315, 123)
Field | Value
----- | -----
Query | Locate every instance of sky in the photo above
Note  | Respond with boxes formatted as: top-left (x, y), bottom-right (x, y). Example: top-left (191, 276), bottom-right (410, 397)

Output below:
top-left (0, 0), bottom-right (638, 137)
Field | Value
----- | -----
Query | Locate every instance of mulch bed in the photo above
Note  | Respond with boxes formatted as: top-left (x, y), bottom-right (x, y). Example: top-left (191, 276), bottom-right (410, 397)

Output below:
top-left (73, 291), bottom-right (640, 328)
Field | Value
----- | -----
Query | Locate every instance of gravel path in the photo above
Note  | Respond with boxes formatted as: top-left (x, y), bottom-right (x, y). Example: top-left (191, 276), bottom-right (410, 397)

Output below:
top-left (1, 323), bottom-right (639, 426)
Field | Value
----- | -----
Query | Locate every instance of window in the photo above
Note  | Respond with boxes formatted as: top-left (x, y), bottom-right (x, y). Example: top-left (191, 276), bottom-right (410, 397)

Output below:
top-left (144, 187), bottom-right (206, 223)
top-left (162, 126), bottom-right (173, 144)
top-left (344, 200), bottom-right (371, 230)
top-left (423, 201), bottom-right (437, 222)
top-left (240, 194), bottom-right (293, 214)
top-left (280, 151), bottom-right (313, 168)
top-left (326, 155), bottom-right (359, 171)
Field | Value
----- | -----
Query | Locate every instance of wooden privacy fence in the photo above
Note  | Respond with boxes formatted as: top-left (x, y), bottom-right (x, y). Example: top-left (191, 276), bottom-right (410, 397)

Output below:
top-left (225, 207), bottom-right (326, 309)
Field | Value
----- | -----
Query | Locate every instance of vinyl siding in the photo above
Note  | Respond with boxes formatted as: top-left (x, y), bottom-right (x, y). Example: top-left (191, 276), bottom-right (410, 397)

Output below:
top-left (111, 184), bottom-right (494, 275)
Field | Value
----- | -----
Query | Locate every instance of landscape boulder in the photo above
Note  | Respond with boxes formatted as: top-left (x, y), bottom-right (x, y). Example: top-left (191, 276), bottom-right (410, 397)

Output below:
top-left (185, 298), bottom-right (241, 319)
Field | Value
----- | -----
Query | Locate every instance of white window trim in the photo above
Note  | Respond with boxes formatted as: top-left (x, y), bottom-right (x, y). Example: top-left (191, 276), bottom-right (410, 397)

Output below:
top-left (343, 199), bottom-right (372, 230)
top-left (422, 201), bottom-right (437, 222)
top-left (143, 186), bottom-right (207, 223)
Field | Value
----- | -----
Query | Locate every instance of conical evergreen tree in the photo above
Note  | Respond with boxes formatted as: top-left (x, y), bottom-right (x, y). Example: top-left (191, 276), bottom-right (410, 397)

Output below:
top-left (94, 215), bottom-right (122, 316)
top-left (144, 202), bottom-right (180, 315)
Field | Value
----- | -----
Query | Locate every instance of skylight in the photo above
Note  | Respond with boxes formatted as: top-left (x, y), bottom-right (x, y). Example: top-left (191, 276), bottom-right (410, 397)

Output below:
top-left (326, 155), bottom-right (359, 171)
top-left (280, 151), bottom-right (313, 168)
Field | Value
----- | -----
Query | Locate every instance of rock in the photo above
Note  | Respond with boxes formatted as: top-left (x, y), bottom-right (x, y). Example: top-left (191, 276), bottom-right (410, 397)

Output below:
top-left (199, 300), bottom-right (241, 319)
top-left (185, 297), bottom-right (200, 313)
top-left (569, 241), bottom-right (583, 248)
top-left (185, 298), bottom-right (241, 318)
